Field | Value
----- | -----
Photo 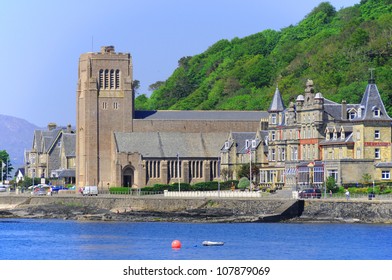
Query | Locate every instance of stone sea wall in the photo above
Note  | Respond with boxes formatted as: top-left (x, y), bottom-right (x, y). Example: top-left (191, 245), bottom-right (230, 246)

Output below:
top-left (1, 196), bottom-right (392, 223)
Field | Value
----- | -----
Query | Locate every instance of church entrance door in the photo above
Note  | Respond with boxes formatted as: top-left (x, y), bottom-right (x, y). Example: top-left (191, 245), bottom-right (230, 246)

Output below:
top-left (123, 166), bottom-right (134, 188)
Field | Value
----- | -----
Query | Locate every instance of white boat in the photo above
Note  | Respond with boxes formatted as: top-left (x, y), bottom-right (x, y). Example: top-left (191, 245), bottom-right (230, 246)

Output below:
top-left (202, 241), bottom-right (224, 246)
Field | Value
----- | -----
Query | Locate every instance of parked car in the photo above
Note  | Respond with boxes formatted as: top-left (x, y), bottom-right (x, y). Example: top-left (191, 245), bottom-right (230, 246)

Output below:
top-left (51, 186), bottom-right (68, 194)
top-left (0, 184), bottom-right (10, 192)
top-left (32, 187), bottom-right (47, 196)
top-left (299, 188), bottom-right (321, 199)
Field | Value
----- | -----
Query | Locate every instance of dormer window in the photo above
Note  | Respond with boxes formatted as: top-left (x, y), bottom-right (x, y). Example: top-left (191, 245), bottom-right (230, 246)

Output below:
top-left (224, 141), bottom-right (230, 149)
top-left (333, 131), bottom-right (337, 140)
top-left (341, 131), bottom-right (345, 140)
top-left (251, 140), bottom-right (257, 148)
top-left (373, 106), bottom-right (380, 117)
top-left (348, 110), bottom-right (357, 120)
top-left (245, 140), bottom-right (249, 150)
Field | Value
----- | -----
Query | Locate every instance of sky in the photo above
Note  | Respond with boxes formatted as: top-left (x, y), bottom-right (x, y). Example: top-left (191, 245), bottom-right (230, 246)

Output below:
top-left (0, 0), bottom-right (360, 127)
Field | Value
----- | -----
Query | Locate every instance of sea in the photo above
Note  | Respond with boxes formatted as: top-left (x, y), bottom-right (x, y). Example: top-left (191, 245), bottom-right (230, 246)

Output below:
top-left (1, 218), bottom-right (392, 260)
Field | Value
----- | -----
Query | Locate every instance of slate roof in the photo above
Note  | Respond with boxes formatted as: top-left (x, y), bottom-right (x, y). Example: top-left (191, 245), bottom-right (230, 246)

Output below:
top-left (114, 131), bottom-right (228, 158)
top-left (268, 87), bottom-right (285, 112)
top-left (57, 169), bottom-right (76, 178)
top-left (323, 82), bottom-right (391, 122)
top-left (359, 83), bottom-right (392, 121)
top-left (33, 128), bottom-right (63, 153)
top-left (134, 110), bottom-right (268, 121)
top-left (62, 133), bottom-right (76, 157)
top-left (375, 162), bottom-right (392, 168)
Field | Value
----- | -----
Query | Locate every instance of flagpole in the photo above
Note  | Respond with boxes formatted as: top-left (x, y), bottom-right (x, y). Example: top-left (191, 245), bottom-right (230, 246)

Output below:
top-left (177, 153), bottom-right (180, 192)
top-left (249, 149), bottom-right (252, 190)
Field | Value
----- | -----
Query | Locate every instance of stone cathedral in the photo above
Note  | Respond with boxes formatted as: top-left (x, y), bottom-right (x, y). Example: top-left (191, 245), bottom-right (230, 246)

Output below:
top-left (76, 46), bottom-right (267, 189)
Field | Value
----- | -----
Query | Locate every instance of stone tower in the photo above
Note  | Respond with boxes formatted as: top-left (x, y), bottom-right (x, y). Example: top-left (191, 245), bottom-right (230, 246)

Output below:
top-left (76, 46), bottom-right (133, 188)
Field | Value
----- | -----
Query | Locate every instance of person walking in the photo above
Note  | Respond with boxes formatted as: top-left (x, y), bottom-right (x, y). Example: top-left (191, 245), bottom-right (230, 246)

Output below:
top-left (345, 190), bottom-right (350, 201)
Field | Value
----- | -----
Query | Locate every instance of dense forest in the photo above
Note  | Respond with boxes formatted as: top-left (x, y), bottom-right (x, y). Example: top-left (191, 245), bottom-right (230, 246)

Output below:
top-left (135, 0), bottom-right (392, 115)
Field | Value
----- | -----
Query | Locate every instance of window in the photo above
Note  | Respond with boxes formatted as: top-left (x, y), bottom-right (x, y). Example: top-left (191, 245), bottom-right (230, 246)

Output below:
top-left (375, 130), bottom-right (380, 139)
top-left (102, 102), bottom-right (107, 110)
top-left (382, 171), bottom-right (390, 180)
top-left (291, 147), bottom-right (298, 160)
top-left (99, 70), bottom-right (104, 88)
top-left (349, 110), bottom-right (356, 120)
top-left (147, 160), bottom-right (161, 178)
top-left (224, 141), bottom-right (230, 149)
top-left (271, 114), bottom-right (276, 124)
top-left (281, 148), bottom-right (285, 161)
top-left (373, 107), bottom-right (380, 117)
top-left (113, 102), bottom-right (119, 110)
top-left (271, 131), bottom-right (276, 141)
top-left (356, 130), bottom-right (360, 140)
top-left (189, 160), bottom-right (203, 178)
top-left (251, 140), bottom-right (257, 148)
top-left (169, 160), bottom-right (181, 179)
top-left (327, 169), bottom-right (338, 181)
top-left (104, 69), bottom-right (109, 89)
top-left (356, 148), bottom-right (361, 158)
top-left (271, 148), bottom-right (276, 161)
top-left (375, 148), bottom-right (380, 159)
top-left (245, 140), bottom-right (250, 149)
top-left (115, 70), bottom-right (120, 89)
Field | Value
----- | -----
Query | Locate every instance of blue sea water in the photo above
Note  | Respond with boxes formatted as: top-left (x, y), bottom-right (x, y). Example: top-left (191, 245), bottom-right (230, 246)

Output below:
top-left (0, 219), bottom-right (391, 260)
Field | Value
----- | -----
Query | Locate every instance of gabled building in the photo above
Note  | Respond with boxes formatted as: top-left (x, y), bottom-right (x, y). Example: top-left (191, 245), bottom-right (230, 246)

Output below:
top-left (25, 123), bottom-right (76, 184)
top-left (260, 77), bottom-right (392, 190)
top-left (220, 131), bottom-right (268, 182)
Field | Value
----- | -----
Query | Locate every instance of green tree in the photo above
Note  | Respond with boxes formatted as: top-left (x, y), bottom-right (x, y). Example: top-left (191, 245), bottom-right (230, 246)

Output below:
top-left (326, 176), bottom-right (339, 193)
top-left (238, 177), bottom-right (250, 190)
top-left (0, 150), bottom-right (13, 181)
top-left (148, 81), bottom-right (164, 92)
top-left (132, 79), bottom-right (140, 95)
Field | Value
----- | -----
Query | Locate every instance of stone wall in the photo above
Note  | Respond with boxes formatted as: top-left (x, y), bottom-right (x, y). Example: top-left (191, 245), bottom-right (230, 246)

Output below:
top-left (1, 196), bottom-right (392, 223)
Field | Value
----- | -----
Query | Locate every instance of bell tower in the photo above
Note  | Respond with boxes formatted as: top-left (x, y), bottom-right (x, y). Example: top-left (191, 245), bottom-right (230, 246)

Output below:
top-left (76, 46), bottom-right (133, 188)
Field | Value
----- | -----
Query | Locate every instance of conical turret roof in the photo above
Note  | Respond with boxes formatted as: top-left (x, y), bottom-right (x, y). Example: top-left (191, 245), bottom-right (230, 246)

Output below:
top-left (268, 87), bottom-right (285, 112)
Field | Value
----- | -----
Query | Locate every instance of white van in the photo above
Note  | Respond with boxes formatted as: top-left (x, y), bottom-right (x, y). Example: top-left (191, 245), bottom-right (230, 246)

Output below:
top-left (82, 186), bottom-right (98, 196)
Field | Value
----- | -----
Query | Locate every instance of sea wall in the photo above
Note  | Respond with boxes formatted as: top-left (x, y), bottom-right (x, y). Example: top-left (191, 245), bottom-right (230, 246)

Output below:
top-left (1, 196), bottom-right (392, 223)
top-left (299, 199), bottom-right (392, 223)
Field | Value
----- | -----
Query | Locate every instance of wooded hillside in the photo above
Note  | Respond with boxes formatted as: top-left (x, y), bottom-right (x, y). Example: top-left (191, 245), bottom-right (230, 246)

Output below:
top-left (135, 0), bottom-right (392, 115)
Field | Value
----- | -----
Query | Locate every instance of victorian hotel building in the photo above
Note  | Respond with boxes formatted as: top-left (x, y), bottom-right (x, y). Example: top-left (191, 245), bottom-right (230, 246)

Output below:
top-left (259, 77), bottom-right (392, 190)
top-left (26, 46), bottom-right (391, 191)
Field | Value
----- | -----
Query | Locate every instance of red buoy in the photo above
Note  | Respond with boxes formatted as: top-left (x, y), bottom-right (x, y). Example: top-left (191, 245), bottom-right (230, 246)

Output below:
top-left (171, 240), bottom-right (182, 249)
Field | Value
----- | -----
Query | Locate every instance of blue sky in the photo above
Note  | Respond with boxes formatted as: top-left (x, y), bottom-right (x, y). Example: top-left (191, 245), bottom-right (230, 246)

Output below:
top-left (0, 0), bottom-right (360, 127)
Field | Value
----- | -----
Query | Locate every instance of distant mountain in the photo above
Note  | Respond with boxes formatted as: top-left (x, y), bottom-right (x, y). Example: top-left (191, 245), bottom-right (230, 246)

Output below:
top-left (0, 114), bottom-right (39, 170)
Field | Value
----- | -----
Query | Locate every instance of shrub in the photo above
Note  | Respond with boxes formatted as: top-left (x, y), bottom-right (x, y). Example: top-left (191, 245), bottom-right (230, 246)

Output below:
top-left (238, 177), bottom-right (250, 190)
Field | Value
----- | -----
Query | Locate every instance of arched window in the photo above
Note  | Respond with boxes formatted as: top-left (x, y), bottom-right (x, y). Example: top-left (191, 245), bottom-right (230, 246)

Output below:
top-left (110, 69), bottom-right (114, 89)
top-left (99, 70), bottom-right (104, 89)
top-left (115, 70), bottom-right (120, 89)
top-left (104, 69), bottom-right (109, 89)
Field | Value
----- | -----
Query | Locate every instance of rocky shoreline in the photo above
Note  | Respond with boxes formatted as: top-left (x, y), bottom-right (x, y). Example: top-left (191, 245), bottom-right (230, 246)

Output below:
top-left (0, 203), bottom-right (263, 223)
top-left (2, 196), bottom-right (392, 224)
